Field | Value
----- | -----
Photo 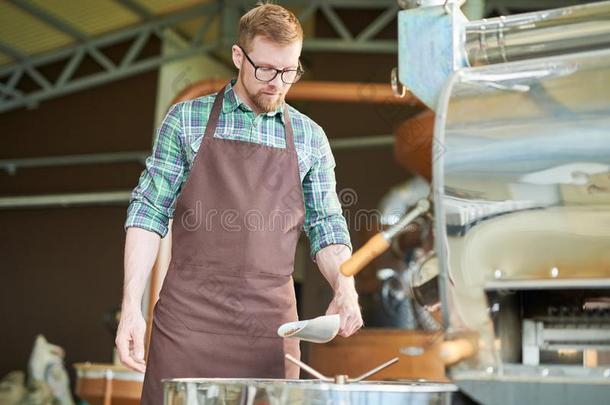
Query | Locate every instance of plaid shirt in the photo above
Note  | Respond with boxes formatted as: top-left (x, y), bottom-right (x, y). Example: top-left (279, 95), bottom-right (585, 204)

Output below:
top-left (125, 81), bottom-right (351, 259)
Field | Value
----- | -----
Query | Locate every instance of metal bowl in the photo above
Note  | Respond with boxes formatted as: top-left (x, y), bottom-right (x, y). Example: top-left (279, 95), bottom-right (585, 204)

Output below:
top-left (163, 378), bottom-right (460, 405)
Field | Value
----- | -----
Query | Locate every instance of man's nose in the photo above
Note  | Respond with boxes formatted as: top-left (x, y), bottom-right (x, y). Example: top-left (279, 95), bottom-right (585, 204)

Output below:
top-left (270, 72), bottom-right (283, 87)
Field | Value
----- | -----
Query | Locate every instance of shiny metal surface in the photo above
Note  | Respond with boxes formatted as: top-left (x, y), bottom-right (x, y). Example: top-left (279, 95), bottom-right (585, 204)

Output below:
top-left (383, 199), bottom-right (430, 240)
top-left (465, 1), bottom-right (610, 66)
top-left (398, 1), bottom-right (610, 110)
top-left (433, 45), bottom-right (610, 381)
top-left (163, 378), bottom-right (459, 405)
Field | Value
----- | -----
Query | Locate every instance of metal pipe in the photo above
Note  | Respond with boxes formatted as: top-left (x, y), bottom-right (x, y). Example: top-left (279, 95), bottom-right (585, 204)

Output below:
top-left (464, 1), bottom-right (610, 66)
top-left (284, 354), bottom-right (332, 382)
top-left (0, 191), bottom-right (131, 209)
top-left (291, 81), bottom-right (418, 104)
top-left (0, 135), bottom-right (393, 175)
top-left (0, 151), bottom-right (147, 174)
top-left (172, 79), bottom-right (421, 105)
top-left (349, 357), bottom-right (399, 383)
top-left (330, 135), bottom-right (394, 149)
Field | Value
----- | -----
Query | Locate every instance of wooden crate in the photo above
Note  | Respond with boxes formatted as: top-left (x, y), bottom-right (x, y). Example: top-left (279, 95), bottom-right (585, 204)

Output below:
top-left (74, 363), bottom-right (142, 405)
top-left (307, 328), bottom-right (447, 381)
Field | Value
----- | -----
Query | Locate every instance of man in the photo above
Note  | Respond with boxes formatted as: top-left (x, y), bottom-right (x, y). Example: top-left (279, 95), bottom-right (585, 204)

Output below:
top-left (115, 3), bottom-right (363, 404)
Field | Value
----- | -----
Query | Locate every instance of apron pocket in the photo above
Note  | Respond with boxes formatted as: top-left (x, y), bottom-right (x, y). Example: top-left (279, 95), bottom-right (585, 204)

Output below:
top-left (161, 263), bottom-right (298, 338)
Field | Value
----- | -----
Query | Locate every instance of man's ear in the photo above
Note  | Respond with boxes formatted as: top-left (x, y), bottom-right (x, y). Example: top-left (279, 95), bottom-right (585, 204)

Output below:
top-left (231, 45), bottom-right (242, 70)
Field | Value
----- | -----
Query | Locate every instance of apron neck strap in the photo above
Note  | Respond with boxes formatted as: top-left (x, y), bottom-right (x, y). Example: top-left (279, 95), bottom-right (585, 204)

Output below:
top-left (203, 85), bottom-right (225, 140)
top-left (282, 103), bottom-right (295, 151)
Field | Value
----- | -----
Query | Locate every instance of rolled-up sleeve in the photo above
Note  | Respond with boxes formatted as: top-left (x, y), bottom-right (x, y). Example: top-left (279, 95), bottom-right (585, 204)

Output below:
top-left (125, 103), bottom-right (186, 237)
top-left (302, 125), bottom-right (352, 260)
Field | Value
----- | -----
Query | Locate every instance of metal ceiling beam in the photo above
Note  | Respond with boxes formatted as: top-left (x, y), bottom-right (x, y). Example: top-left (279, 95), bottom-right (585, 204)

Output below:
top-left (0, 2), bottom-right (221, 113)
top-left (0, 2), bottom-right (219, 77)
top-left (0, 80), bottom-right (25, 102)
top-left (0, 69), bottom-right (24, 102)
top-left (0, 41), bottom-right (52, 93)
top-left (0, 42), bottom-right (218, 113)
top-left (281, 0), bottom-right (397, 8)
top-left (119, 29), bottom-right (150, 68)
top-left (233, 0), bottom-right (400, 56)
top-left (0, 0), bottom-right (399, 114)
top-left (55, 49), bottom-right (85, 87)
top-left (356, 4), bottom-right (400, 42)
top-left (114, 0), bottom-right (154, 20)
top-left (304, 39), bottom-right (396, 53)
top-left (320, 3), bottom-right (354, 41)
top-left (114, 0), bottom-right (187, 50)
top-left (297, 2), bottom-right (319, 21)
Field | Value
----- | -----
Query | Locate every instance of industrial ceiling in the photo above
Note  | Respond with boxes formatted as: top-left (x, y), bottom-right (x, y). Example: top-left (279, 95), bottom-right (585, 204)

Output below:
top-left (0, 0), bottom-right (597, 113)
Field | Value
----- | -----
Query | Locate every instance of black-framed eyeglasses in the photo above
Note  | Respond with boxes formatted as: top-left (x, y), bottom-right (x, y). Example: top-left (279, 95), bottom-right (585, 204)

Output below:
top-left (238, 45), bottom-right (304, 84)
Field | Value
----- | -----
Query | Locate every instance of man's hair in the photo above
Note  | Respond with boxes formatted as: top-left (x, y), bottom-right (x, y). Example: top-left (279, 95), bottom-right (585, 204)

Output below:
top-left (238, 2), bottom-right (303, 51)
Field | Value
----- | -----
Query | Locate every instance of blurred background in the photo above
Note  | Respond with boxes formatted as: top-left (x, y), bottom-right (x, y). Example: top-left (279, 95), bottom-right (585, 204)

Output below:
top-left (0, 0), bottom-right (603, 403)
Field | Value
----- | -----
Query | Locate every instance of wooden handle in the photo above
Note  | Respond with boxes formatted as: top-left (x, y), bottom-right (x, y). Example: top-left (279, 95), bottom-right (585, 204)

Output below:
top-left (439, 339), bottom-right (476, 366)
top-left (340, 233), bottom-right (391, 277)
top-left (103, 370), bottom-right (113, 405)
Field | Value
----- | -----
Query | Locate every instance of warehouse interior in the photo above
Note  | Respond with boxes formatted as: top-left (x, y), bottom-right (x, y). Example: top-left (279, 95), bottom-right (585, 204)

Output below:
top-left (1, 1), bottom-right (609, 404)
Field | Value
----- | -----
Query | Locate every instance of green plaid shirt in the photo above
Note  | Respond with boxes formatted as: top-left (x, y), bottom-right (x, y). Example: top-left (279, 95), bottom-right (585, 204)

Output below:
top-left (125, 81), bottom-right (351, 259)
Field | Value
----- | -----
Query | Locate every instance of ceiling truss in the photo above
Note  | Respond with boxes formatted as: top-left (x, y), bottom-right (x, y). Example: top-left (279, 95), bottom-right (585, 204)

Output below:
top-left (0, 0), bottom-right (399, 114)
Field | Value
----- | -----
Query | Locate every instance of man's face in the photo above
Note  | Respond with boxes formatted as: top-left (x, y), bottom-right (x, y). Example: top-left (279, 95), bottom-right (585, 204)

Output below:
top-left (232, 35), bottom-right (302, 113)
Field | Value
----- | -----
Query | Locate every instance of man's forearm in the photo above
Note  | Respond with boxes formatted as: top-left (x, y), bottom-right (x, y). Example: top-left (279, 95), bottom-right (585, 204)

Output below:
top-left (315, 244), bottom-right (355, 292)
top-left (316, 244), bottom-right (363, 336)
top-left (122, 227), bottom-right (162, 311)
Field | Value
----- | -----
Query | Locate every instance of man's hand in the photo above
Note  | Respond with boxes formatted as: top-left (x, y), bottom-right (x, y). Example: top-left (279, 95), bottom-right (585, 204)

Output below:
top-left (115, 308), bottom-right (147, 373)
top-left (315, 244), bottom-right (364, 338)
top-left (326, 287), bottom-right (363, 337)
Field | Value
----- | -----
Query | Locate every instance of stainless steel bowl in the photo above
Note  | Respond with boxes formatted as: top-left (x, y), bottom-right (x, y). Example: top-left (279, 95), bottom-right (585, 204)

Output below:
top-left (163, 378), bottom-right (460, 405)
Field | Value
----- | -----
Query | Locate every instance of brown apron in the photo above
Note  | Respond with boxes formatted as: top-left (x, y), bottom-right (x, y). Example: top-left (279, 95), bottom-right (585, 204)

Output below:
top-left (141, 85), bottom-right (305, 404)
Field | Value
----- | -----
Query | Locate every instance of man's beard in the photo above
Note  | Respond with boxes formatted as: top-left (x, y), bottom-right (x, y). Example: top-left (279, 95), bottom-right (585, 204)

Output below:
top-left (251, 88), bottom-right (285, 113)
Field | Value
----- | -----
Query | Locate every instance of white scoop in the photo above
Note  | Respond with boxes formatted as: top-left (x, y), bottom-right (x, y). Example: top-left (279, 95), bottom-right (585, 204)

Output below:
top-left (277, 314), bottom-right (340, 343)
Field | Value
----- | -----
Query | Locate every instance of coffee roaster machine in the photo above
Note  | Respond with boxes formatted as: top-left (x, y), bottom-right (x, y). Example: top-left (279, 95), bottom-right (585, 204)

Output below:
top-left (164, 1), bottom-right (610, 404)
top-left (392, 0), bottom-right (610, 404)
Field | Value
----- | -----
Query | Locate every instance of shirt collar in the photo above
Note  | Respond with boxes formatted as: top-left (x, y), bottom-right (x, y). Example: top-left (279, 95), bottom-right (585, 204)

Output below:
top-left (222, 79), bottom-right (285, 123)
